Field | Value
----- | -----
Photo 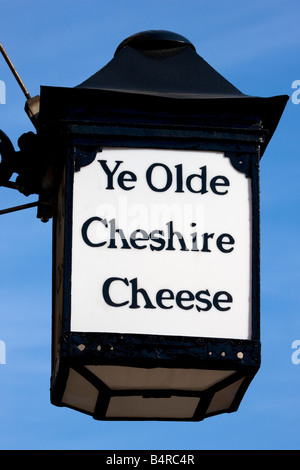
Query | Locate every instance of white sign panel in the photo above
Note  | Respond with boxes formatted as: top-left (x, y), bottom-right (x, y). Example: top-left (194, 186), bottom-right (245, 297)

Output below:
top-left (70, 149), bottom-right (252, 340)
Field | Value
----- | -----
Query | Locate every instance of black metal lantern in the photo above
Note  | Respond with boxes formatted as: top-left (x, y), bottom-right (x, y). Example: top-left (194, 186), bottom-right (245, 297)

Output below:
top-left (4, 31), bottom-right (287, 421)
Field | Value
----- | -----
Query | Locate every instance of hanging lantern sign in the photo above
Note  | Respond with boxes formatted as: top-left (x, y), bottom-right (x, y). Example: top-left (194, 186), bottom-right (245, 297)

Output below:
top-left (47, 30), bottom-right (287, 421)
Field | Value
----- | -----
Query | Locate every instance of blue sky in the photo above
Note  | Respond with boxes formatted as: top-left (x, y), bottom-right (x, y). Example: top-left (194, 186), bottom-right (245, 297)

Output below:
top-left (0, 0), bottom-right (300, 450)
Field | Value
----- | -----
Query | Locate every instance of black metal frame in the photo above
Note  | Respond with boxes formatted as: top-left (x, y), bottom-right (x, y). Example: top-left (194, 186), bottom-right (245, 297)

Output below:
top-left (50, 111), bottom-right (262, 420)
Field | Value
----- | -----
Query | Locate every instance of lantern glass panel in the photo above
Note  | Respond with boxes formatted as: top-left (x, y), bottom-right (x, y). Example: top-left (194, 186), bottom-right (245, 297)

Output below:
top-left (106, 396), bottom-right (201, 420)
top-left (62, 368), bottom-right (99, 413)
top-left (85, 365), bottom-right (236, 391)
top-left (206, 377), bottom-right (245, 415)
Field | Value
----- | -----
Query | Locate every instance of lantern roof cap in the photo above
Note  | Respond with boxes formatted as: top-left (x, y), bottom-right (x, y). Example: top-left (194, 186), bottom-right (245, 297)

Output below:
top-left (77, 29), bottom-right (244, 99)
top-left (39, 30), bottom-right (288, 157)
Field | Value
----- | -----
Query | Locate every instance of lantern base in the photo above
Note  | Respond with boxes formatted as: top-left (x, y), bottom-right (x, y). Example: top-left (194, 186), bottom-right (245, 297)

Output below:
top-left (51, 332), bottom-right (260, 421)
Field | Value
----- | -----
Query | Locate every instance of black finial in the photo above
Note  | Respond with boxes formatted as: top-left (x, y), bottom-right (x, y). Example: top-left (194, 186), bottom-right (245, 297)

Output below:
top-left (115, 30), bottom-right (196, 56)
